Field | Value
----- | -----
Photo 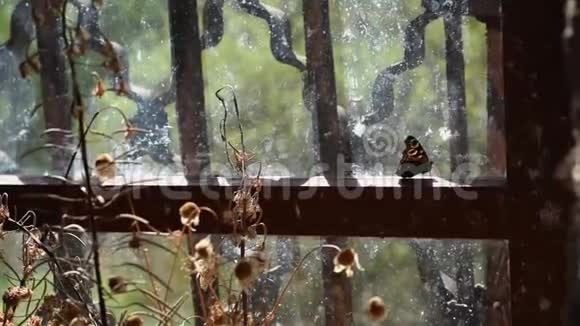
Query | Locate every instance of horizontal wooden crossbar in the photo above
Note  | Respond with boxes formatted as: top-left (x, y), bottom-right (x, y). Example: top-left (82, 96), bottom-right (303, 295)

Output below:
top-left (0, 175), bottom-right (508, 238)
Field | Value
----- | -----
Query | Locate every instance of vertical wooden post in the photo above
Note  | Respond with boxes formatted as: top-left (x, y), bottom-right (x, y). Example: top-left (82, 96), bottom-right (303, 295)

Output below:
top-left (504, 0), bottom-right (574, 325)
top-left (32, 0), bottom-right (72, 174)
top-left (303, 1), bottom-right (353, 325)
top-left (443, 2), bottom-right (469, 174)
top-left (303, 0), bottom-right (341, 180)
top-left (168, 0), bottom-right (210, 179)
top-left (168, 1), bottom-right (212, 324)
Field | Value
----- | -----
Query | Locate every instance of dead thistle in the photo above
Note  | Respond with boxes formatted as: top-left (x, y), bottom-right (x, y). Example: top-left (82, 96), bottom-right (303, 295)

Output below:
top-left (2, 286), bottom-right (32, 308)
top-left (333, 248), bottom-right (364, 277)
top-left (179, 202), bottom-right (201, 230)
top-left (108, 276), bottom-right (130, 294)
top-left (94, 153), bottom-right (117, 183)
top-left (184, 236), bottom-right (218, 290)
top-left (366, 296), bottom-right (388, 322)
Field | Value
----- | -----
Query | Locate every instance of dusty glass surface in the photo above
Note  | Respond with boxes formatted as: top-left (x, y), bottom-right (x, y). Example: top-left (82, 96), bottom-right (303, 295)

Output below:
top-left (331, 0), bottom-right (504, 180)
top-left (0, 231), bottom-right (510, 325)
top-left (0, 0), bottom-right (503, 183)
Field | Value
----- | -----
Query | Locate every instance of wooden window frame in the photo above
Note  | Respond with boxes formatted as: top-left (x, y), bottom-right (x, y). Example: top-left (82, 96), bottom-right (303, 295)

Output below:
top-left (0, 0), bottom-right (574, 325)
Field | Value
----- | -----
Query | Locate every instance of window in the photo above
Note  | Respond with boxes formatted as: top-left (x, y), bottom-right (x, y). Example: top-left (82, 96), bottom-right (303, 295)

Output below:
top-left (0, 0), bottom-right (572, 325)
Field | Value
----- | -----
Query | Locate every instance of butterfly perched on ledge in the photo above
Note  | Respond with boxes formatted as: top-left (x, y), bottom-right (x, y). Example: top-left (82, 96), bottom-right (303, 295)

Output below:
top-left (396, 135), bottom-right (433, 178)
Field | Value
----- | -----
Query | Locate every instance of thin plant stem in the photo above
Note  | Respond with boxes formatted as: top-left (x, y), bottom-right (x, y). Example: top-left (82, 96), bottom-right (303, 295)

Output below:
top-left (162, 226), bottom-right (187, 303)
top-left (62, 0), bottom-right (107, 322)
top-left (266, 244), bottom-right (341, 321)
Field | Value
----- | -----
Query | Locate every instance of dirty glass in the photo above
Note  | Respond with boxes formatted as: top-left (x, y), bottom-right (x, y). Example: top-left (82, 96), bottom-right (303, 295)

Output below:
top-left (0, 231), bottom-right (510, 325)
top-left (0, 0), bottom-right (503, 183)
top-left (331, 0), bottom-right (504, 181)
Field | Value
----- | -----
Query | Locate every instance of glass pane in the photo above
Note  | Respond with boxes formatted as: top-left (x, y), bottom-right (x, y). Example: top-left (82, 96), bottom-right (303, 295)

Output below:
top-left (0, 0), bottom-right (503, 183)
top-left (0, 231), bottom-right (510, 325)
top-left (331, 0), bottom-right (504, 182)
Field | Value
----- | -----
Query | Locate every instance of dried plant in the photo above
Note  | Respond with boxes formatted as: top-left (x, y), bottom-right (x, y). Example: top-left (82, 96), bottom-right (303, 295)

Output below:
top-left (0, 3), bottom-right (369, 326)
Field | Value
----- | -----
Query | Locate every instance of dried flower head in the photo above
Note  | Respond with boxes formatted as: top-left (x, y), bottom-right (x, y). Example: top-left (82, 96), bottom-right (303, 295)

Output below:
top-left (333, 248), bottom-right (364, 277)
top-left (23, 237), bottom-right (45, 275)
top-left (2, 286), bottom-right (32, 307)
top-left (366, 296), bottom-right (387, 321)
top-left (195, 236), bottom-right (214, 259)
top-left (60, 299), bottom-right (83, 322)
top-left (124, 315), bottom-right (144, 326)
top-left (208, 300), bottom-right (228, 325)
top-left (232, 190), bottom-right (262, 225)
top-left (234, 259), bottom-right (253, 287)
top-left (234, 149), bottom-right (255, 172)
top-left (94, 153), bottom-right (116, 182)
top-left (191, 236), bottom-right (217, 290)
top-left (179, 202), bottom-right (200, 229)
top-left (108, 276), bottom-right (129, 294)
top-left (26, 315), bottom-right (41, 326)
top-left (235, 250), bottom-right (268, 291)
top-left (0, 311), bottom-right (14, 326)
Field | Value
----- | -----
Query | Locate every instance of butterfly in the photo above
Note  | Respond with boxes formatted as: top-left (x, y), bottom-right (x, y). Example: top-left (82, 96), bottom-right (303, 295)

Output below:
top-left (396, 135), bottom-right (433, 178)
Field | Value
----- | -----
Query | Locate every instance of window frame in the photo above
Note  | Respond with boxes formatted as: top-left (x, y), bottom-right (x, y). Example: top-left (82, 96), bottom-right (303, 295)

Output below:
top-left (0, 0), bottom-right (574, 325)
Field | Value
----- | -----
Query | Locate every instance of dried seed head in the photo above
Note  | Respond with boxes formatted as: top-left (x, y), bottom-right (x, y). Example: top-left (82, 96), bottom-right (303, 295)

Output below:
top-left (0, 311), bottom-right (14, 326)
top-left (337, 248), bottom-right (355, 266)
top-left (196, 246), bottom-right (210, 259)
top-left (235, 260), bottom-right (253, 282)
top-left (192, 236), bottom-right (217, 290)
top-left (124, 315), bottom-right (144, 326)
top-left (232, 190), bottom-right (261, 225)
top-left (234, 258), bottom-right (262, 290)
top-left (94, 153), bottom-right (116, 182)
top-left (234, 150), bottom-right (255, 172)
top-left (194, 236), bottom-right (214, 259)
top-left (179, 202), bottom-right (200, 228)
top-left (61, 299), bottom-right (83, 322)
top-left (366, 296), bottom-right (387, 321)
top-left (208, 301), bottom-right (228, 325)
top-left (26, 316), bottom-right (41, 326)
top-left (108, 276), bottom-right (128, 294)
top-left (2, 287), bottom-right (32, 307)
top-left (333, 248), bottom-right (364, 278)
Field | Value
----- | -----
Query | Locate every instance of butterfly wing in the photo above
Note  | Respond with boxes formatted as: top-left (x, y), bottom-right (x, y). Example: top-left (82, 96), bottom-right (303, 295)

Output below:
top-left (397, 136), bottom-right (432, 177)
top-left (401, 136), bottom-right (429, 165)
